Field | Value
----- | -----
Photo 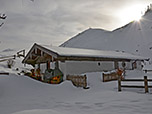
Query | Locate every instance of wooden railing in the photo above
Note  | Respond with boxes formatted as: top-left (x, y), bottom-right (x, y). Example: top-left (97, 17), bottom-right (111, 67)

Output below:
top-left (0, 49), bottom-right (25, 63)
top-left (66, 75), bottom-right (87, 88)
top-left (0, 55), bottom-right (16, 62)
top-left (118, 76), bottom-right (152, 93)
top-left (17, 50), bottom-right (25, 58)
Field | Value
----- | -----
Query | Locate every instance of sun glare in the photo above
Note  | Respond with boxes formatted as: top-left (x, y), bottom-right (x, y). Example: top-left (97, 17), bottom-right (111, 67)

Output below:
top-left (118, 4), bottom-right (146, 24)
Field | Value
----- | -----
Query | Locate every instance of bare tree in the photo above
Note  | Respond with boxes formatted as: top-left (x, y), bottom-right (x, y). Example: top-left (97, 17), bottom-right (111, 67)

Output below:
top-left (0, 14), bottom-right (7, 27)
top-left (0, 22), bottom-right (4, 27)
top-left (0, 14), bottom-right (7, 20)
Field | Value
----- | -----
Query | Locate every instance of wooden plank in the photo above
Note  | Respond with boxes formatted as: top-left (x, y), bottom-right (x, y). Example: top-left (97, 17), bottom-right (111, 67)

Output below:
top-left (57, 56), bottom-right (131, 62)
top-left (121, 85), bottom-right (144, 88)
top-left (121, 78), bottom-right (152, 82)
top-left (148, 79), bottom-right (152, 81)
top-left (0, 72), bottom-right (9, 75)
top-left (148, 86), bottom-right (152, 88)
top-left (121, 79), bottom-right (144, 82)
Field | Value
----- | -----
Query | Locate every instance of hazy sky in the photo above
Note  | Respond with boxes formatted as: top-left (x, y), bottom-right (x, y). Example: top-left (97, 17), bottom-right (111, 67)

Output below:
top-left (0, 0), bottom-right (152, 49)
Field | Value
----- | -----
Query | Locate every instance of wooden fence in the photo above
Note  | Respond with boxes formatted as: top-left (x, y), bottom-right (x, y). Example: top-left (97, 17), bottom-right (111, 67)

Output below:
top-left (17, 50), bottom-right (25, 58)
top-left (0, 49), bottom-right (25, 63)
top-left (103, 71), bottom-right (124, 82)
top-left (0, 55), bottom-right (16, 62)
top-left (103, 72), bottom-right (118, 82)
top-left (118, 76), bottom-right (152, 93)
top-left (66, 75), bottom-right (87, 88)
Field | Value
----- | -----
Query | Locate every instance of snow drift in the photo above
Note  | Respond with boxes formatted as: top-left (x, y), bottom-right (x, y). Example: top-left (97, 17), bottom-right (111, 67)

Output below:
top-left (0, 71), bottom-right (152, 114)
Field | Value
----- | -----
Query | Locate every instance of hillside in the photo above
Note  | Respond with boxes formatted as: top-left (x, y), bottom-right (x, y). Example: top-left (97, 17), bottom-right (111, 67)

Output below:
top-left (60, 9), bottom-right (152, 63)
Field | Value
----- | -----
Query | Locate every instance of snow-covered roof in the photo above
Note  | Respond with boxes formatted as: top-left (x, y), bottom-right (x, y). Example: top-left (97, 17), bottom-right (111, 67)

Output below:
top-left (23, 43), bottom-right (148, 64)
top-left (42, 44), bottom-right (148, 61)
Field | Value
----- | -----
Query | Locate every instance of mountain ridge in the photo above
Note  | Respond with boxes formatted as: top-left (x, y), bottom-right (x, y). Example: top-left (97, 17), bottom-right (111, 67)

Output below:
top-left (60, 8), bottom-right (152, 62)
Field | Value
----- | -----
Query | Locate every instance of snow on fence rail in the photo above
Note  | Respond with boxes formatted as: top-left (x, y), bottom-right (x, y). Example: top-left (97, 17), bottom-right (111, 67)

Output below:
top-left (118, 76), bottom-right (152, 93)
top-left (66, 75), bottom-right (87, 88)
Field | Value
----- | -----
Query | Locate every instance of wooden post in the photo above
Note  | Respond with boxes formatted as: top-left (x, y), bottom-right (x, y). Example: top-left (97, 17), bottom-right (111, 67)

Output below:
top-left (47, 61), bottom-right (50, 70)
top-left (102, 73), bottom-right (104, 82)
top-left (63, 61), bottom-right (67, 81)
top-left (84, 75), bottom-right (87, 88)
top-left (118, 76), bottom-right (121, 92)
top-left (23, 50), bottom-right (25, 57)
top-left (144, 76), bottom-right (149, 93)
top-left (77, 76), bottom-right (79, 86)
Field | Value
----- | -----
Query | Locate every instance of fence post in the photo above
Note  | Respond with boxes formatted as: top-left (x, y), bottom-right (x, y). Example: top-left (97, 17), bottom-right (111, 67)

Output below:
top-left (118, 76), bottom-right (121, 92)
top-left (144, 76), bottom-right (149, 93)
top-left (84, 75), bottom-right (87, 88)
top-left (102, 73), bottom-right (105, 82)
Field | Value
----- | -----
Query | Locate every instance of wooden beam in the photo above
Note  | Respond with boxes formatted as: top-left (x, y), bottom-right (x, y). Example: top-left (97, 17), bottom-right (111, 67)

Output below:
top-left (121, 85), bottom-right (144, 88)
top-left (121, 79), bottom-right (144, 81)
top-left (56, 56), bottom-right (131, 62)
top-left (144, 76), bottom-right (149, 93)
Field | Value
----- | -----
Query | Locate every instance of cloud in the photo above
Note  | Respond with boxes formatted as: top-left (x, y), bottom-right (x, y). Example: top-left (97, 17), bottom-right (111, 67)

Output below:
top-left (0, 0), bottom-right (152, 50)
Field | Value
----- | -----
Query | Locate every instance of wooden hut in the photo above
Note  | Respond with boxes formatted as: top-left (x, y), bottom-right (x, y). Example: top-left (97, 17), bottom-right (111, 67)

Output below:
top-left (22, 43), bottom-right (148, 83)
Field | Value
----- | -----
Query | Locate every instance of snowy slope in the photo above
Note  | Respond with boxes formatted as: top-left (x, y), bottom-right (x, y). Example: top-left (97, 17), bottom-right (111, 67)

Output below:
top-left (60, 28), bottom-right (111, 50)
top-left (0, 71), bottom-right (152, 114)
top-left (60, 10), bottom-right (152, 62)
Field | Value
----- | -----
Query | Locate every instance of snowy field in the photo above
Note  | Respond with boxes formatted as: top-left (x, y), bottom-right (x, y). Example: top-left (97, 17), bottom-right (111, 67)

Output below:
top-left (0, 71), bottom-right (152, 114)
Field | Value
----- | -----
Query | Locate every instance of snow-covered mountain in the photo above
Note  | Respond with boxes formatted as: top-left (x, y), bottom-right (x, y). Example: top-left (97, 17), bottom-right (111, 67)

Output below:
top-left (60, 9), bottom-right (152, 62)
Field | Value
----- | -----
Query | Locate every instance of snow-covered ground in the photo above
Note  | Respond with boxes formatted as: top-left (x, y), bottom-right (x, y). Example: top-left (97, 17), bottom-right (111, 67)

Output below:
top-left (0, 70), bottom-right (152, 114)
